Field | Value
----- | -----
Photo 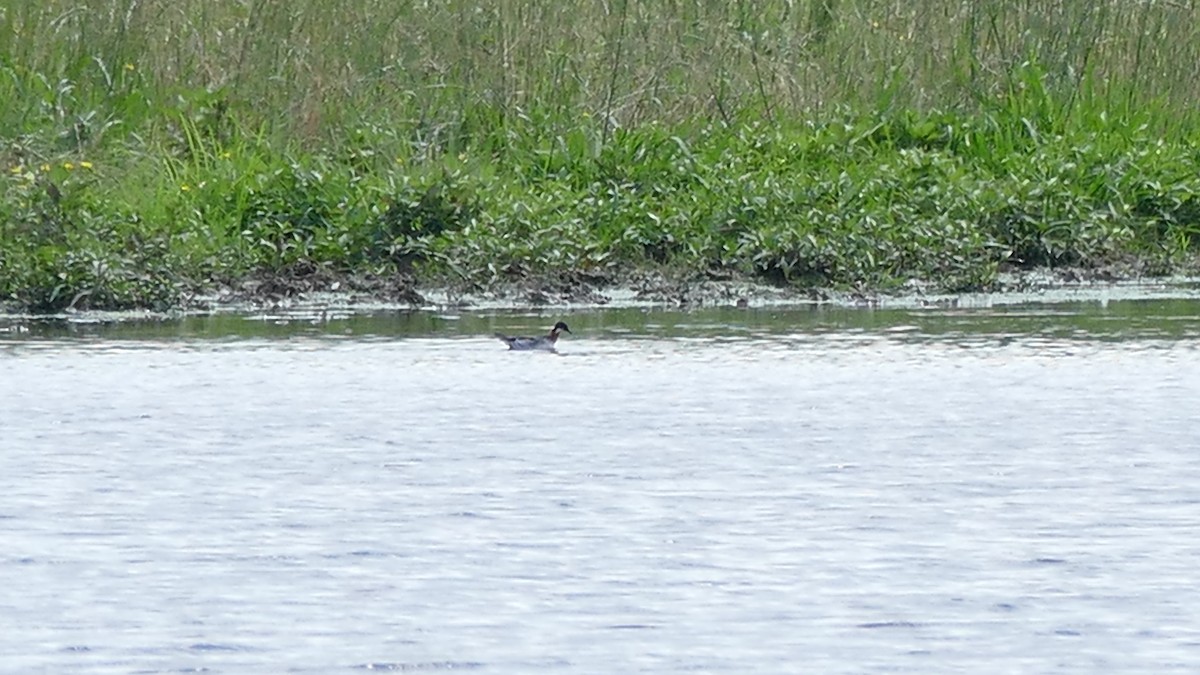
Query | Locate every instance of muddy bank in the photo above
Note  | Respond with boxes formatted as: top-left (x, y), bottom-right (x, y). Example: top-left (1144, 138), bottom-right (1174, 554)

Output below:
top-left (183, 262), bottom-right (1200, 312)
top-left (5, 264), bottom-right (1200, 326)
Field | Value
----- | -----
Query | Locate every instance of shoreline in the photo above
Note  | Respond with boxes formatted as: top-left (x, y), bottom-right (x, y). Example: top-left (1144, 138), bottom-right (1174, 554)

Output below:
top-left (4, 267), bottom-right (1200, 325)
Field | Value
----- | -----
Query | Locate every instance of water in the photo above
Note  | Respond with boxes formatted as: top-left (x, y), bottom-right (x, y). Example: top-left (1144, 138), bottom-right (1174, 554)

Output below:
top-left (3, 302), bottom-right (1200, 673)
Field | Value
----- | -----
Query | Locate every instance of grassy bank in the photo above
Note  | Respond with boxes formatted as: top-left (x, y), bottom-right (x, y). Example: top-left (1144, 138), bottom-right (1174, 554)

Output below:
top-left (3, 0), bottom-right (1200, 311)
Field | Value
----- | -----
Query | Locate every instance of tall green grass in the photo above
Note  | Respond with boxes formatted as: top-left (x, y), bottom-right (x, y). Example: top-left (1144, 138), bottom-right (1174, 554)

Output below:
top-left (7, 0), bottom-right (1200, 146)
top-left (4, 0), bottom-right (1200, 310)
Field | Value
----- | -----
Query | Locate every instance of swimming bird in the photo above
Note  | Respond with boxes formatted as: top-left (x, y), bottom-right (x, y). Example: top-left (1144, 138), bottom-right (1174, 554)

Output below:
top-left (495, 321), bottom-right (572, 351)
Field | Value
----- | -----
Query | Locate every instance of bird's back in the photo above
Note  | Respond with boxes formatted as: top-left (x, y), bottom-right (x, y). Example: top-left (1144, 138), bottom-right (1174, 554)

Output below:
top-left (495, 332), bottom-right (554, 350)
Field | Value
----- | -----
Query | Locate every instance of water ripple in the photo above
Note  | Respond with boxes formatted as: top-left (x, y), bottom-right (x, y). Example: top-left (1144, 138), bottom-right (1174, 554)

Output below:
top-left (3, 307), bottom-right (1200, 673)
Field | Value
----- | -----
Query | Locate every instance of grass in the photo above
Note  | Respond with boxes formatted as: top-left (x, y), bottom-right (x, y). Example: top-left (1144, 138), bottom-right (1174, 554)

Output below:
top-left (4, 0), bottom-right (1200, 311)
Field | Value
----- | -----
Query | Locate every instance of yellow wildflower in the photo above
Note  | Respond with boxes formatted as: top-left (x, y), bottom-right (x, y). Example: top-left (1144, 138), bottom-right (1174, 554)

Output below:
top-left (8, 166), bottom-right (21, 174)
top-left (63, 162), bottom-right (75, 170)
top-left (80, 161), bottom-right (94, 169)
top-left (180, 184), bottom-right (190, 192)
top-left (219, 151), bottom-right (232, 159)
top-left (124, 63), bottom-right (136, 71)
top-left (40, 163), bottom-right (51, 172)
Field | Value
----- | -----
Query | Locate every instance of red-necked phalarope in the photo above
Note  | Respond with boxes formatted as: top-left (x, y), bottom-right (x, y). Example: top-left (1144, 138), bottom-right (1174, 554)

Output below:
top-left (495, 321), bottom-right (572, 351)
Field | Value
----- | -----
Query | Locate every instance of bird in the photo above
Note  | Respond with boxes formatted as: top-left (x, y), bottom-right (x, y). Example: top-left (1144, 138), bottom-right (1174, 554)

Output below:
top-left (495, 321), bottom-right (572, 351)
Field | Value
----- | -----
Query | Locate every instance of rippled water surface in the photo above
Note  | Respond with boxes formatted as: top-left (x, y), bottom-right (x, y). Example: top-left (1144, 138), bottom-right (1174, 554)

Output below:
top-left (3, 302), bottom-right (1200, 673)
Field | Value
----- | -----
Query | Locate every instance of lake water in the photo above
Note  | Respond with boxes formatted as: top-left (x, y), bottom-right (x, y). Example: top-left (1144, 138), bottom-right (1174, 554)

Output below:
top-left (3, 301), bottom-right (1200, 673)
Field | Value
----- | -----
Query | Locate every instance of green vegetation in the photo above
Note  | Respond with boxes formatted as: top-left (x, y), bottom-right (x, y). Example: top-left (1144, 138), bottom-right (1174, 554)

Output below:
top-left (4, 0), bottom-right (1200, 311)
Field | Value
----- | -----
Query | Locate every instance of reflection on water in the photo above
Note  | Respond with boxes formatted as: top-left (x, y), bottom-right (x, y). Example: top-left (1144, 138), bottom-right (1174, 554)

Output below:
top-left (4, 297), bottom-right (1200, 345)
top-left (2, 300), bottom-right (1200, 673)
